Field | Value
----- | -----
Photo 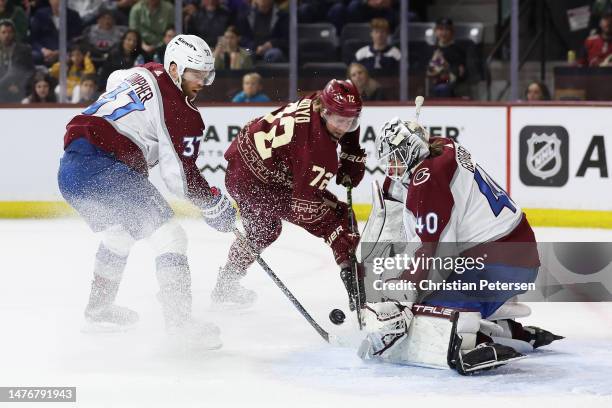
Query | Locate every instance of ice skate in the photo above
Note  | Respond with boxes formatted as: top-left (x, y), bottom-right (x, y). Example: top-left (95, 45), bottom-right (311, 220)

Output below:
top-left (211, 267), bottom-right (257, 309)
top-left (82, 275), bottom-right (138, 332)
top-left (83, 304), bottom-right (139, 333)
top-left (522, 325), bottom-right (564, 349)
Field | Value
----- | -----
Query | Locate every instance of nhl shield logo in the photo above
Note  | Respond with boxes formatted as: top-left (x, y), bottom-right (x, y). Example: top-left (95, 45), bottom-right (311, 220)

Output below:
top-left (520, 126), bottom-right (569, 187)
top-left (526, 133), bottom-right (562, 180)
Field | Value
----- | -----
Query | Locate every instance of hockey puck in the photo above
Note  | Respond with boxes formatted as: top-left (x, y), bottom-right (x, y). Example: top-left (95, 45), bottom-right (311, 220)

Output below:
top-left (329, 309), bottom-right (346, 325)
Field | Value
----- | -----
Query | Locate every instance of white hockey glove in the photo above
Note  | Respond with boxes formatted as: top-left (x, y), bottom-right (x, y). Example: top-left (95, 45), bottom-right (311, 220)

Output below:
top-left (358, 301), bottom-right (413, 360)
top-left (201, 187), bottom-right (236, 233)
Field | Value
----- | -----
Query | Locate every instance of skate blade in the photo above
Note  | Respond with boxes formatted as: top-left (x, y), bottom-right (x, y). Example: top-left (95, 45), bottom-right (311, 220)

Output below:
top-left (80, 319), bottom-right (137, 334)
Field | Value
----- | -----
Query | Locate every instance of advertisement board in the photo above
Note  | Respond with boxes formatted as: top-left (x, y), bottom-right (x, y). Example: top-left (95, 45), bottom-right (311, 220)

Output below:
top-left (510, 106), bottom-right (612, 211)
top-left (0, 105), bottom-right (507, 206)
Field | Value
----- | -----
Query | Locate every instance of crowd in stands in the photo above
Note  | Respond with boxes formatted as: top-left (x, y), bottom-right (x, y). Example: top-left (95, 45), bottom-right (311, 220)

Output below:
top-left (0, 0), bottom-right (610, 104)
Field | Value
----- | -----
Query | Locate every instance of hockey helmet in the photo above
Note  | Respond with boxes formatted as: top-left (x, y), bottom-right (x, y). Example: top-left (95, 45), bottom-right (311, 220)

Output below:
top-left (320, 79), bottom-right (363, 133)
top-left (376, 117), bottom-right (430, 183)
top-left (164, 34), bottom-right (215, 88)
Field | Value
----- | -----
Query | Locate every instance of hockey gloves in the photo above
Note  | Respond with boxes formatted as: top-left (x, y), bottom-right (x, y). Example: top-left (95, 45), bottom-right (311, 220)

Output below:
top-left (202, 187), bottom-right (236, 233)
top-left (337, 148), bottom-right (367, 187)
top-left (340, 264), bottom-right (366, 311)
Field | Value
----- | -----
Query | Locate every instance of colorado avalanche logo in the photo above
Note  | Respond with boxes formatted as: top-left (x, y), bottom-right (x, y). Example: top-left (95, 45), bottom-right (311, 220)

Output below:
top-left (526, 133), bottom-right (563, 180)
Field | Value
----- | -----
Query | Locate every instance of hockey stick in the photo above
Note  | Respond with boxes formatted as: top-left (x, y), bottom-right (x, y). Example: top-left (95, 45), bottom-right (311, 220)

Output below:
top-left (232, 228), bottom-right (344, 346)
top-left (345, 183), bottom-right (364, 330)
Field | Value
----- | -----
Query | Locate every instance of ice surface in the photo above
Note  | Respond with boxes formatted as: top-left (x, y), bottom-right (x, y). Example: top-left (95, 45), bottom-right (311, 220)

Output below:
top-left (0, 219), bottom-right (611, 407)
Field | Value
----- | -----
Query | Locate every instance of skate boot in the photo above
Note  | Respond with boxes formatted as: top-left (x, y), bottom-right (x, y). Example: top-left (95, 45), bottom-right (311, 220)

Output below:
top-left (157, 254), bottom-right (222, 350)
top-left (481, 319), bottom-right (564, 352)
top-left (83, 276), bottom-right (139, 332)
top-left (211, 267), bottom-right (257, 309)
top-left (520, 324), bottom-right (564, 348)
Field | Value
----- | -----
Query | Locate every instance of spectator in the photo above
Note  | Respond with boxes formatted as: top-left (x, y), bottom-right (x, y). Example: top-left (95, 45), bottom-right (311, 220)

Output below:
top-left (213, 25), bottom-right (253, 70)
top-left (236, 0), bottom-right (288, 63)
top-left (49, 43), bottom-right (96, 100)
top-left (68, 0), bottom-right (115, 26)
top-left (524, 81), bottom-right (551, 101)
top-left (347, 62), bottom-right (385, 101)
top-left (115, 0), bottom-right (138, 25)
top-left (425, 18), bottom-right (466, 97)
top-left (71, 73), bottom-right (100, 103)
top-left (354, 18), bottom-right (400, 74)
top-left (99, 29), bottom-right (148, 86)
top-left (232, 72), bottom-right (270, 102)
top-left (185, 0), bottom-right (232, 48)
top-left (22, 73), bottom-right (57, 103)
top-left (580, 12), bottom-right (612, 67)
top-left (83, 7), bottom-right (128, 64)
top-left (29, 0), bottom-right (83, 66)
top-left (589, 0), bottom-right (612, 32)
top-left (0, 0), bottom-right (27, 41)
top-left (129, 0), bottom-right (174, 54)
top-left (0, 19), bottom-right (33, 103)
top-left (152, 26), bottom-right (175, 63)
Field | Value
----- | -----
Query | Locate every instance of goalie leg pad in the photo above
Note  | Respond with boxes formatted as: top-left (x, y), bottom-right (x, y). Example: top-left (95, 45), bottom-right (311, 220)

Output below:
top-left (359, 304), bottom-right (481, 369)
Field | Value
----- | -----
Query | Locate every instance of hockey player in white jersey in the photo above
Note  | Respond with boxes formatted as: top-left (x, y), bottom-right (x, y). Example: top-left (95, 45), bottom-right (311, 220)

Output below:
top-left (57, 35), bottom-right (235, 349)
top-left (357, 99), bottom-right (562, 374)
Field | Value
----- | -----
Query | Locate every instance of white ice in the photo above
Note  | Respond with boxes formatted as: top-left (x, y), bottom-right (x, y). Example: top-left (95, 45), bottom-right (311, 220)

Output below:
top-left (1, 219), bottom-right (611, 408)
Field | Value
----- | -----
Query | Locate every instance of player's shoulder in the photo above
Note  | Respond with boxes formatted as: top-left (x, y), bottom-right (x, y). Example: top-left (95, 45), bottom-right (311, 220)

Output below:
top-left (140, 62), bottom-right (166, 76)
top-left (418, 136), bottom-right (458, 174)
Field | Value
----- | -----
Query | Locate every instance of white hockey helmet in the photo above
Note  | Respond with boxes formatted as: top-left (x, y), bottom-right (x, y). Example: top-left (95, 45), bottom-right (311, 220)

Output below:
top-left (164, 34), bottom-right (215, 88)
top-left (376, 117), bottom-right (430, 183)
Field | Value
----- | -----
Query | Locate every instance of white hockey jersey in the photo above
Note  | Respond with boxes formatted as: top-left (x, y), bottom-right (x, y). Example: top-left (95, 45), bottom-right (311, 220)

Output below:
top-left (64, 62), bottom-right (213, 207)
top-left (382, 138), bottom-right (538, 273)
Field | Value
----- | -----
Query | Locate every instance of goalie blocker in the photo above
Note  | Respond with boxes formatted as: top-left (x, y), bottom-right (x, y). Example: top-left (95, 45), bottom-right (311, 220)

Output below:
top-left (357, 302), bottom-right (525, 375)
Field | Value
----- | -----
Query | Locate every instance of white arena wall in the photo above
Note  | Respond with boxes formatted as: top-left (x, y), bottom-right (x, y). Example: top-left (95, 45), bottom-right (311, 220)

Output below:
top-left (0, 102), bottom-right (610, 228)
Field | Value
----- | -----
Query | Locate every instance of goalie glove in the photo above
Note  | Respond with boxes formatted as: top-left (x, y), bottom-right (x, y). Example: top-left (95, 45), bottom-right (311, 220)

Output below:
top-left (201, 187), bottom-right (236, 233)
top-left (358, 301), bottom-right (413, 359)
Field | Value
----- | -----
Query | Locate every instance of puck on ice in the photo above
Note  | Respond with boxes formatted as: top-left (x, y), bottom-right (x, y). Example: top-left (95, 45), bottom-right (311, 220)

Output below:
top-left (329, 309), bottom-right (346, 325)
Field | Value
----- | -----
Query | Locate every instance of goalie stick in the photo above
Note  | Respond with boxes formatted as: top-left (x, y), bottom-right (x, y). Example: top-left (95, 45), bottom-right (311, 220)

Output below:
top-left (232, 228), bottom-right (345, 346)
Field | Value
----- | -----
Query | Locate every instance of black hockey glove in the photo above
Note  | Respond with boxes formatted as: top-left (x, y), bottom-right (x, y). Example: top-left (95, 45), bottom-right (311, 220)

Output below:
top-left (336, 149), bottom-right (367, 187)
top-left (201, 187), bottom-right (236, 233)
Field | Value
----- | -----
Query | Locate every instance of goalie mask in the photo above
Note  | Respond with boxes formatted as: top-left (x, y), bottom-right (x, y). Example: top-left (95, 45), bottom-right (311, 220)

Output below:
top-left (164, 34), bottom-right (215, 90)
top-left (376, 117), bottom-right (430, 183)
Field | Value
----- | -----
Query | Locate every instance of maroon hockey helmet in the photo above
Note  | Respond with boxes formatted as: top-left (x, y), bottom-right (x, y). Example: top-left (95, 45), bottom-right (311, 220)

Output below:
top-left (319, 79), bottom-right (362, 133)
top-left (320, 79), bottom-right (363, 117)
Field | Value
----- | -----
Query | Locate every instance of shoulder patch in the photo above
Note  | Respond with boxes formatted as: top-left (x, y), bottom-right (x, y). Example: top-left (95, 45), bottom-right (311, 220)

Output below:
top-left (412, 167), bottom-right (431, 186)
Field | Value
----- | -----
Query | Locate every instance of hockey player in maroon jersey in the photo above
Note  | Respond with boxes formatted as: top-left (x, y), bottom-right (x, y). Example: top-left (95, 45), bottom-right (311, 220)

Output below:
top-left (57, 35), bottom-right (236, 349)
top-left (357, 99), bottom-right (562, 374)
top-left (213, 79), bottom-right (367, 308)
